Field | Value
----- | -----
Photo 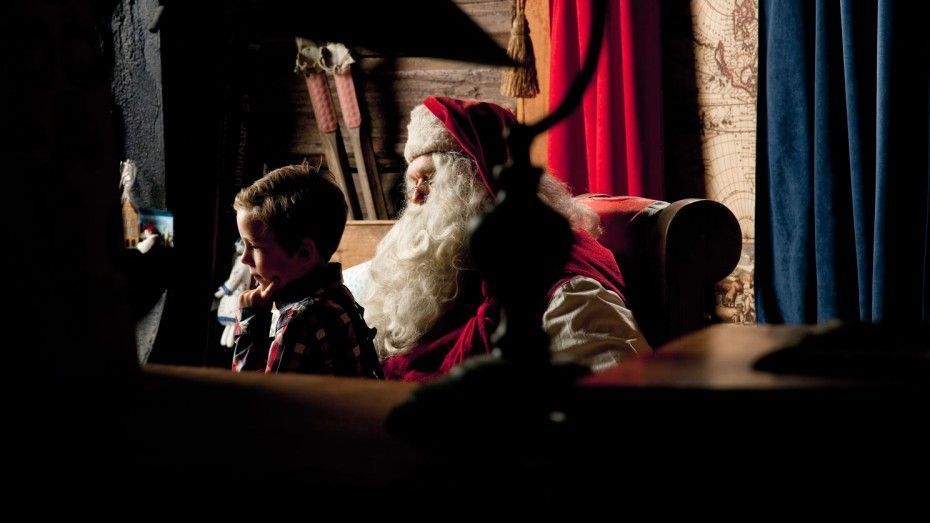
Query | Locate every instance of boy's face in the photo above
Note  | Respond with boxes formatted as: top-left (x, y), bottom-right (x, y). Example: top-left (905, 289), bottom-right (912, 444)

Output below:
top-left (236, 210), bottom-right (318, 292)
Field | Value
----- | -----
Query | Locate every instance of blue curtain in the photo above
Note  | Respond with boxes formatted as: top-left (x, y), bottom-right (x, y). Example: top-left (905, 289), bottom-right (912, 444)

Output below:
top-left (756, 0), bottom-right (930, 325)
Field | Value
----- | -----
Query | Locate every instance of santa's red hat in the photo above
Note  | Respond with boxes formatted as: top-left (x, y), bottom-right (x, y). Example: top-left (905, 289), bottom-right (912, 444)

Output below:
top-left (403, 96), bottom-right (517, 197)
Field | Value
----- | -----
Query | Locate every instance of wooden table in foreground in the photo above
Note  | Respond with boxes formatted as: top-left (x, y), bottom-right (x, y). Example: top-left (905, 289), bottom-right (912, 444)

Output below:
top-left (582, 322), bottom-right (929, 390)
top-left (571, 324), bottom-right (929, 474)
top-left (583, 323), bottom-right (841, 390)
top-left (132, 324), bottom-right (928, 489)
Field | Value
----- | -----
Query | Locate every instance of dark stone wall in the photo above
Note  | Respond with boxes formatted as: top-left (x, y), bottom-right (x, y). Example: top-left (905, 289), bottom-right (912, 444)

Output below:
top-left (110, 0), bottom-right (165, 209)
top-left (109, 0), bottom-right (166, 361)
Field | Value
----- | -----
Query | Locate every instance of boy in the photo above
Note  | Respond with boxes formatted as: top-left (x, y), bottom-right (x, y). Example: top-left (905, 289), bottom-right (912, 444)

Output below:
top-left (231, 164), bottom-right (382, 378)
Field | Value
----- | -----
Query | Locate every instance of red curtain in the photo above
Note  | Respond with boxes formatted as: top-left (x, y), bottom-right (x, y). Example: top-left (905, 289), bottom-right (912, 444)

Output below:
top-left (548, 0), bottom-right (664, 198)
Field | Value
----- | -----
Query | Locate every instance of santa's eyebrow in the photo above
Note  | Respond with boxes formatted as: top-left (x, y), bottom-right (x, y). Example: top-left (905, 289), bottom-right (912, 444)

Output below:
top-left (406, 163), bottom-right (435, 176)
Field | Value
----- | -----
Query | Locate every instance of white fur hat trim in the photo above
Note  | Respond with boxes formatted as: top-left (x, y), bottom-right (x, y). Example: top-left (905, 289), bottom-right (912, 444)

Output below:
top-left (403, 104), bottom-right (461, 162)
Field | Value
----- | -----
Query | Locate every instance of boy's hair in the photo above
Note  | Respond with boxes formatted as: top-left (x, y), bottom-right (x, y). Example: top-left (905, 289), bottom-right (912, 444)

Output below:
top-left (234, 164), bottom-right (347, 260)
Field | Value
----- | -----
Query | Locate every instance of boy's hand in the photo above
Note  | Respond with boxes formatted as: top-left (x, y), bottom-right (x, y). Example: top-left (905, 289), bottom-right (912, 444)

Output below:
top-left (239, 277), bottom-right (279, 308)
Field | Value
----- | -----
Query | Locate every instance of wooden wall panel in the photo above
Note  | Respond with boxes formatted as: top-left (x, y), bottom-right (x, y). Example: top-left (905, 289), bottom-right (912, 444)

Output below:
top-left (519, 0), bottom-right (550, 169)
top-left (255, 0), bottom-right (515, 218)
top-left (332, 220), bottom-right (396, 269)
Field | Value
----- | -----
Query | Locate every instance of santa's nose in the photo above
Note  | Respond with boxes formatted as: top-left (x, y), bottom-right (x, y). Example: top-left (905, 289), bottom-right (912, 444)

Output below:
top-left (411, 179), bottom-right (429, 204)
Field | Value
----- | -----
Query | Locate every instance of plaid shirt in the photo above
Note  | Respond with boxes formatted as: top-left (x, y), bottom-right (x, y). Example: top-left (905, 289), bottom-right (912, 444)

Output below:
top-left (232, 263), bottom-right (382, 378)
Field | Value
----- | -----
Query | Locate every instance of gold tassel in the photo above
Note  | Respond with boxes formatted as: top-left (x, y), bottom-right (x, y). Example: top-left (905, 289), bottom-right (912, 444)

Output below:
top-left (501, 0), bottom-right (540, 98)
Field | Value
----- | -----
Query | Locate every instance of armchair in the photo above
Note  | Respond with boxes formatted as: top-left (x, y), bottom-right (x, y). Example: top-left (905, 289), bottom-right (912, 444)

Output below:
top-left (337, 194), bottom-right (743, 350)
top-left (575, 194), bottom-right (742, 348)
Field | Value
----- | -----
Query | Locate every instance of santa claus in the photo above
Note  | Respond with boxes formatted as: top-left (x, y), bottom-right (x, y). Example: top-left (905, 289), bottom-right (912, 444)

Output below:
top-left (360, 96), bottom-right (650, 381)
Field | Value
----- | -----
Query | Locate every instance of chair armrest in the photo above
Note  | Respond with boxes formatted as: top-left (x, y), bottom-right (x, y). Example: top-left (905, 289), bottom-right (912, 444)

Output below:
top-left (650, 198), bottom-right (742, 346)
top-left (576, 195), bottom-right (741, 347)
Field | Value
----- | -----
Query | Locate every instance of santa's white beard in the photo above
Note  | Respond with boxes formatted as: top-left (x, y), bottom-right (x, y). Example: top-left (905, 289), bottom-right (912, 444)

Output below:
top-left (363, 153), bottom-right (489, 359)
top-left (362, 153), bottom-right (601, 359)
